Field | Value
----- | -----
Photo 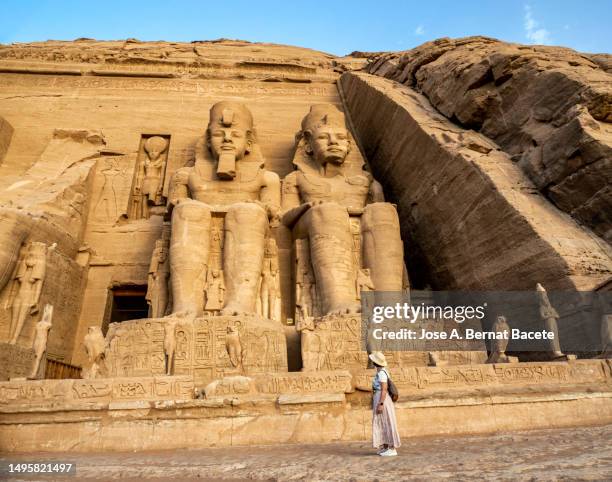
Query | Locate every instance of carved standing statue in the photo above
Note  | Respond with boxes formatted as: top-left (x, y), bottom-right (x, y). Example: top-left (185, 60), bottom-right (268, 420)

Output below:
top-left (486, 315), bottom-right (518, 363)
top-left (142, 136), bottom-right (168, 205)
top-left (296, 316), bottom-right (323, 371)
top-left (296, 267), bottom-right (315, 322)
top-left (29, 304), bottom-right (53, 379)
top-left (536, 283), bottom-right (566, 359)
top-left (146, 234), bottom-right (170, 318)
top-left (168, 101), bottom-right (280, 317)
top-left (164, 318), bottom-right (178, 375)
top-left (260, 237), bottom-right (280, 320)
top-left (6, 242), bottom-right (48, 344)
top-left (129, 136), bottom-right (169, 219)
top-left (83, 326), bottom-right (107, 379)
top-left (356, 268), bottom-right (375, 300)
top-left (282, 104), bottom-right (404, 316)
top-left (204, 269), bottom-right (225, 313)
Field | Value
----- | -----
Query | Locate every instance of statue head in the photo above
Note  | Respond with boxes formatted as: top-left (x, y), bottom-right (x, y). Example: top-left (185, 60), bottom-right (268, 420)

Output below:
top-left (301, 104), bottom-right (351, 167)
top-left (206, 101), bottom-right (255, 164)
top-left (25, 242), bottom-right (47, 263)
top-left (144, 136), bottom-right (168, 161)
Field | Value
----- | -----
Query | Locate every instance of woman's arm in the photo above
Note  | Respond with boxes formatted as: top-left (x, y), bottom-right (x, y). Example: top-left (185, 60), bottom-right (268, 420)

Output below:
top-left (377, 381), bottom-right (387, 413)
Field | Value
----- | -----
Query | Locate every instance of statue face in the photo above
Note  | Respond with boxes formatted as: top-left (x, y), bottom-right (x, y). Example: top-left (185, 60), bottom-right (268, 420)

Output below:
top-left (208, 126), bottom-right (249, 161)
top-left (147, 150), bottom-right (162, 161)
top-left (307, 125), bottom-right (349, 166)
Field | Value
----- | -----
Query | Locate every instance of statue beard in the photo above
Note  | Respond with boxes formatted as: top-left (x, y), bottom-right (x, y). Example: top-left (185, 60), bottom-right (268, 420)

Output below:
top-left (217, 151), bottom-right (237, 179)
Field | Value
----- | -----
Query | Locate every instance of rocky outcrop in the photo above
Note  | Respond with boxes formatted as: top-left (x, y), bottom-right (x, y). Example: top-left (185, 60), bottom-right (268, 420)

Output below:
top-left (0, 38), bottom-right (344, 83)
top-left (340, 72), bottom-right (612, 290)
top-left (367, 37), bottom-right (612, 244)
top-left (0, 116), bottom-right (12, 164)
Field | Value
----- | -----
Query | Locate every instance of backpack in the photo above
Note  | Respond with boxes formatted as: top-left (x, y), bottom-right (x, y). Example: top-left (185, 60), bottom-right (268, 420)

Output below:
top-left (383, 369), bottom-right (399, 402)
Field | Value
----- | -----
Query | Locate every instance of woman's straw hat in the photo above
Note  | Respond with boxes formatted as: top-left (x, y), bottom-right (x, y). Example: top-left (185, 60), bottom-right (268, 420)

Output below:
top-left (368, 351), bottom-right (387, 367)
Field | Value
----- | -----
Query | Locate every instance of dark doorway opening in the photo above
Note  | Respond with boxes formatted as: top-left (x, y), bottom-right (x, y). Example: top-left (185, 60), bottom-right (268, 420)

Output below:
top-left (109, 285), bottom-right (149, 323)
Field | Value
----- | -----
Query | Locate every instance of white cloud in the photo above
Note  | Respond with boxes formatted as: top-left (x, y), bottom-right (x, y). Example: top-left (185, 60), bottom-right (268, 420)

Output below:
top-left (414, 25), bottom-right (425, 36)
top-left (524, 5), bottom-right (552, 44)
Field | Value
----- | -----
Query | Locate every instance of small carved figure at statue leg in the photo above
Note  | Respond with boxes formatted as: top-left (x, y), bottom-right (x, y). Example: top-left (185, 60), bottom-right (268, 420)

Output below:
top-left (29, 304), bottom-right (53, 379)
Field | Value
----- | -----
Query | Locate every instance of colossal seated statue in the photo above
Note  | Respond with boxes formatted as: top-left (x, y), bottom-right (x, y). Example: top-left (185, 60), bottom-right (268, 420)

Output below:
top-left (282, 104), bottom-right (405, 318)
top-left (167, 102), bottom-right (280, 317)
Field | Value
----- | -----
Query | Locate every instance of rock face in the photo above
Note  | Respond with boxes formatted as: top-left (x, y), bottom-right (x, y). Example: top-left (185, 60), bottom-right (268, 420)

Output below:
top-left (367, 36), bottom-right (612, 244)
top-left (0, 37), bottom-right (611, 454)
top-left (0, 37), bottom-right (610, 365)
top-left (0, 116), bottom-right (12, 163)
top-left (340, 72), bottom-right (612, 290)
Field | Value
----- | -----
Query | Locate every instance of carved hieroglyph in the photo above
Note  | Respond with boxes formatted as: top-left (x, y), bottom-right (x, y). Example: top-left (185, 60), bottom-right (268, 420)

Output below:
top-left (281, 104), bottom-right (405, 317)
top-left (30, 304), bottom-right (53, 379)
top-left (105, 315), bottom-right (287, 386)
top-left (128, 135), bottom-right (170, 219)
top-left (168, 102), bottom-right (280, 317)
top-left (4, 242), bottom-right (49, 344)
top-left (0, 343), bottom-right (35, 380)
top-left (0, 376), bottom-right (195, 407)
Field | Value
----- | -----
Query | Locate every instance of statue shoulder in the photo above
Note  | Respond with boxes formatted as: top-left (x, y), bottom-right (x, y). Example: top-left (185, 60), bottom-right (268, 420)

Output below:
top-left (283, 170), bottom-right (298, 183)
top-left (282, 170), bottom-right (299, 194)
top-left (171, 166), bottom-right (192, 183)
top-left (263, 169), bottom-right (280, 184)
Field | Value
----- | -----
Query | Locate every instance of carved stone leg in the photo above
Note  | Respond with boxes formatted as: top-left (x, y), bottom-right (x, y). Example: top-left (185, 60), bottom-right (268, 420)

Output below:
top-left (170, 200), bottom-right (211, 316)
top-left (9, 299), bottom-right (29, 344)
top-left (361, 202), bottom-right (405, 291)
top-left (300, 202), bottom-right (358, 315)
top-left (222, 202), bottom-right (267, 315)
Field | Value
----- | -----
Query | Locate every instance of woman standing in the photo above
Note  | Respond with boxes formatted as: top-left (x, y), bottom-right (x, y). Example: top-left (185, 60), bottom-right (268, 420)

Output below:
top-left (369, 351), bottom-right (401, 456)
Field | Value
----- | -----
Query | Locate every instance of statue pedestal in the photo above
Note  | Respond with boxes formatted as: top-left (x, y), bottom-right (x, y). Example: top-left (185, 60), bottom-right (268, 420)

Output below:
top-left (300, 313), bottom-right (487, 371)
top-left (105, 315), bottom-right (287, 387)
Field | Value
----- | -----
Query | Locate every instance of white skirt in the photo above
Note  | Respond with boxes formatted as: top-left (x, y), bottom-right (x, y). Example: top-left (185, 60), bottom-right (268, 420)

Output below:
top-left (372, 390), bottom-right (401, 448)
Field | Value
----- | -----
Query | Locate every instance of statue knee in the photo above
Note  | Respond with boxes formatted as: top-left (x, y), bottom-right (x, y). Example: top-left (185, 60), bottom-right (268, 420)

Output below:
top-left (309, 202), bottom-right (349, 227)
top-left (226, 202), bottom-right (267, 226)
top-left (362, 202), bottom-right (399, 231)
top-left (172, 199), bottom-right (212, 223)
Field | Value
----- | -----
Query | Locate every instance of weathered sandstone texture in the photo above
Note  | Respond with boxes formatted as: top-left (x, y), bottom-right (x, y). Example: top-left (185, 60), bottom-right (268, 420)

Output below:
top-left (0, 37), bottom-right (610, 453)
top-left (0, 360), bottom-right (610, 452)
top-left (366, 37), bottom-right (612, 243)
top-left (0, 115), bottom-right (12, 163)
top-left (340, 72), bottom-right (612, 290)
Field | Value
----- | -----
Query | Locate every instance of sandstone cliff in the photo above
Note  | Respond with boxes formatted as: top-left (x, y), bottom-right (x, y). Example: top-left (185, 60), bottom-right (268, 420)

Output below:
top-left (366, 36), bottom-right (612, 244)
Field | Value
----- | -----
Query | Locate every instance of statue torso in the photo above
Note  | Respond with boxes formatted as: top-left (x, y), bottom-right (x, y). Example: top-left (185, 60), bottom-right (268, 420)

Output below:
top-left (187, 161), bottom-right (265, 206)
top-left (296, 170), bottom-right (370, 210)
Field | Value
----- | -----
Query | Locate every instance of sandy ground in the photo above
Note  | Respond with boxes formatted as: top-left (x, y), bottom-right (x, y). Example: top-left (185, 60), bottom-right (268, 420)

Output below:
top-left (2, 425), bottom-right (612, 481)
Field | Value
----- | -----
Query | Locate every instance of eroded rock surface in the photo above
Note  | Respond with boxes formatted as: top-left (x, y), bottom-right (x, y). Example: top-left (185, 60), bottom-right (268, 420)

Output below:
top-left (340, 72), bottom-right (612, 290)
top-left (367, 36), bottom-right (612, 243)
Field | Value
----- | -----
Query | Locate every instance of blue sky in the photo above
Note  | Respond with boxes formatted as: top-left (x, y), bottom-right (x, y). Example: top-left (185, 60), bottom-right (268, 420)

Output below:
top-left (1, 0), bottom-right (610, 55)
